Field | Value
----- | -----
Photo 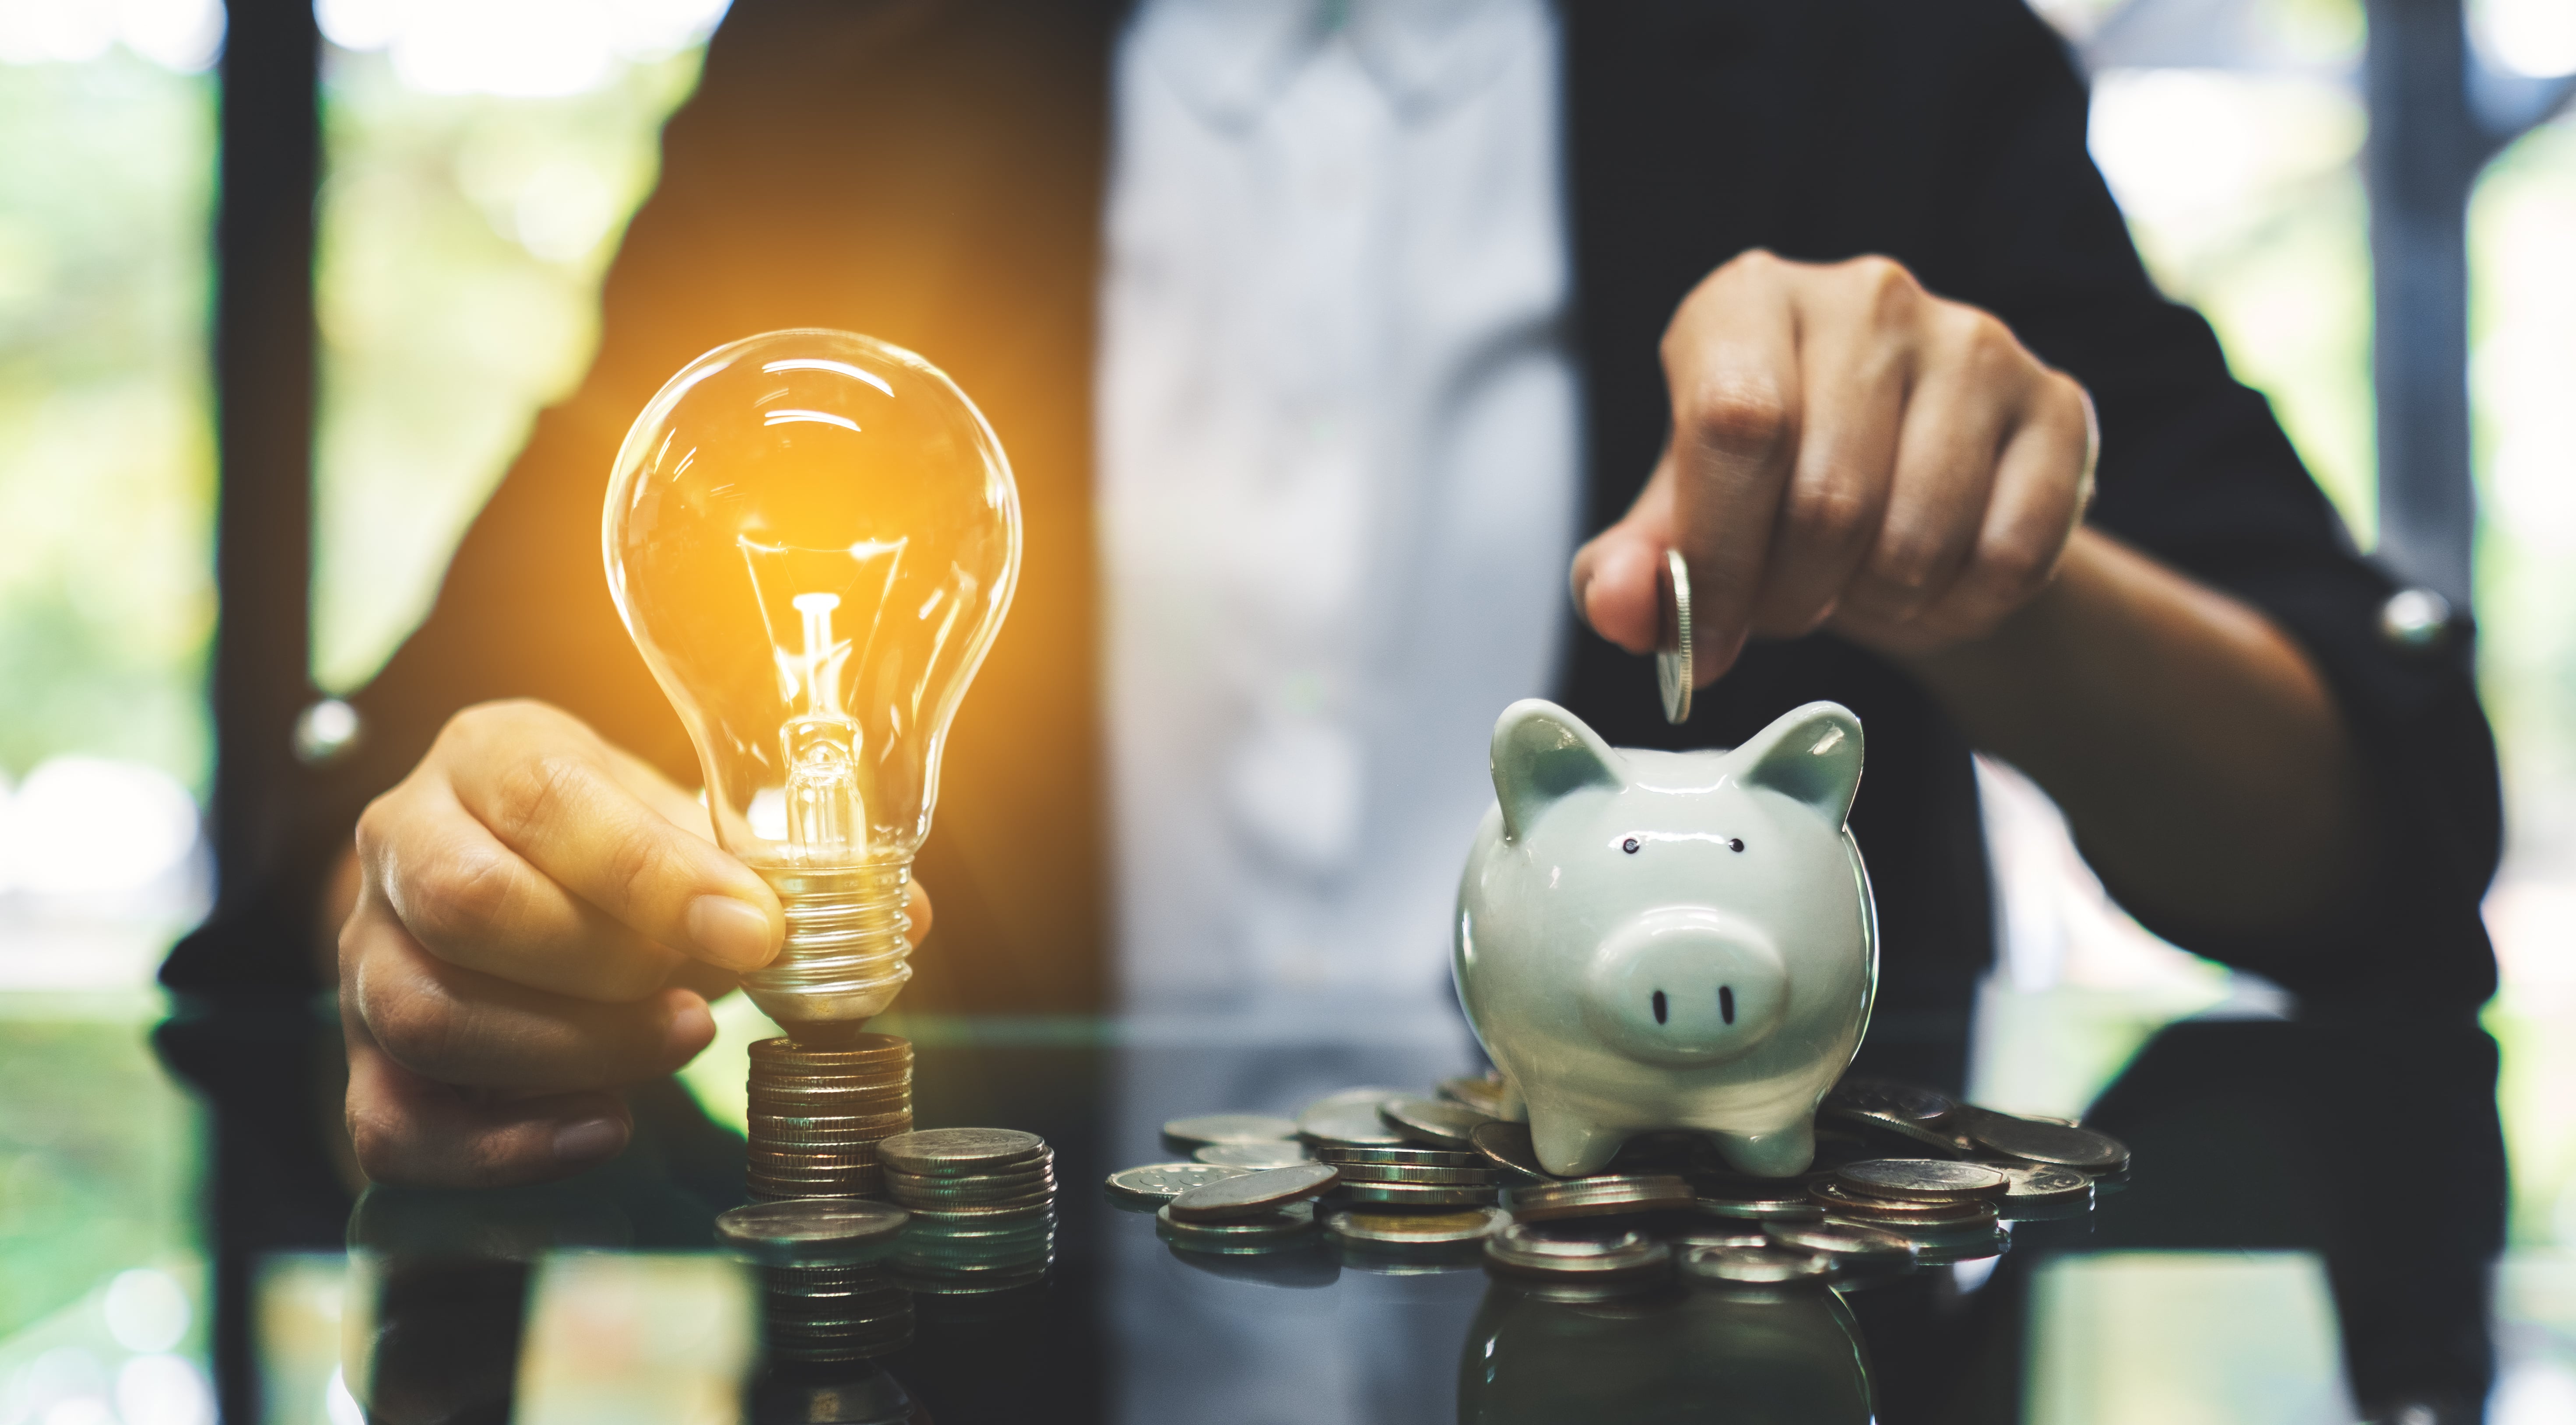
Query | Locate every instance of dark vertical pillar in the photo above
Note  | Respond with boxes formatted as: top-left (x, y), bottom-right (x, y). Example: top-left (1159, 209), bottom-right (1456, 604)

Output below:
top-left (2364, 0), bottom-right (2482, 610)
top-left (213, 0), bottom-right (318, 912)
top-left (209, 4), bottom-right (321, 1424)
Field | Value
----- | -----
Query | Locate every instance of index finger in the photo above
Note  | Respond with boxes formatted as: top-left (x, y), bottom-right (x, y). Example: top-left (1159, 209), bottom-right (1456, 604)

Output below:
top-left (1660, 256), bottom-right (1803, 680)
top-left (439, 703), bottom-right (782, 972)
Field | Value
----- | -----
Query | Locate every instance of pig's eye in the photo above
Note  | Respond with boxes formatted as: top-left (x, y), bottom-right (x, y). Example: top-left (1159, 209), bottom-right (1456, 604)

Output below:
top-left (1729, 838), bottom-right (1744, 853)
top-left (1622, 838), bottom-right (1640, 854)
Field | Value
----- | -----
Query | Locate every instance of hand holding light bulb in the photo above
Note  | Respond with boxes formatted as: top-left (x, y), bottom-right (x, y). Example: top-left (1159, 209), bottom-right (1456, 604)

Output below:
top-left (334, 328), bottom-right (1009, 1186)
top-left (337, 698), bottom-right (929, 1187)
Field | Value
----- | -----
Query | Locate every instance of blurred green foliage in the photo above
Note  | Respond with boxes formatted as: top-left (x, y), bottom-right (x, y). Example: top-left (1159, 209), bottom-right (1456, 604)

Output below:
top-left (0, 55), bottom-right (213, 788)
top-left (0, 995), bottom-right (201, 1342)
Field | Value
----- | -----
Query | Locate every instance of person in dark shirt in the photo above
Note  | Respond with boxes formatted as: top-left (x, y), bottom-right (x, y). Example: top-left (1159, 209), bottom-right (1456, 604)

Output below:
top-left (167, 0), bottom-right (2499, 1188)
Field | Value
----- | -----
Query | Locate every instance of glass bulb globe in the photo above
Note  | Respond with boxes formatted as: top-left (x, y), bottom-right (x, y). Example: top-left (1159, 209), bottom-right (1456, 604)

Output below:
top-left (604, 329), bottom-right (1021, 1039)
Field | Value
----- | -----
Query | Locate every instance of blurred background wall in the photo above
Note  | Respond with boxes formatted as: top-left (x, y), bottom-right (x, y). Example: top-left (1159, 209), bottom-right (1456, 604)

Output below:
top-left (0, 0), bottom-right (2569, 1420)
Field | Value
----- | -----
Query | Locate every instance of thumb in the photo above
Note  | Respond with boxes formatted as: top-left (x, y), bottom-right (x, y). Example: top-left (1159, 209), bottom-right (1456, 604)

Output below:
top-left (1571, 456), bottom-right (1679, 657)
top-left (1574, 456), bottom-right (1753, 684)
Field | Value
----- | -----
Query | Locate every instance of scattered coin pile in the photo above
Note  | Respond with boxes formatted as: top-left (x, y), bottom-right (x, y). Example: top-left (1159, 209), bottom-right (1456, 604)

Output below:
top-left (714, 1198), bottom-right (916, 1363)
top-left (879, 1128), bottom-right (1058, 1299)
top-left (1109, 1070), bottom-right (2132, 1292)
top-left (745, 1035), bottom-right (914, 1202)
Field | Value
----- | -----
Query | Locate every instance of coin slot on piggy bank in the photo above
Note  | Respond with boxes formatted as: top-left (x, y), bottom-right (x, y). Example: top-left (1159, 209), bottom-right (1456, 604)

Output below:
top-left (1455, 699), bottom-right (1876, 1178)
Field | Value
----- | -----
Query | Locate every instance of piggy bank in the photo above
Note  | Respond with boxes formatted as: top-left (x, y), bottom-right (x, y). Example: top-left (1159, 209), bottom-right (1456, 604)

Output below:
top-left (1452, 699), bottom-right (1875, 1177)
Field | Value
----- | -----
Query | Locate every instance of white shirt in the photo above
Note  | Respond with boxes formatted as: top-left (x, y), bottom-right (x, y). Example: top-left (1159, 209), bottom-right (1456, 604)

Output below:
top-left (1096, 0), bottom-right (1580, 1032)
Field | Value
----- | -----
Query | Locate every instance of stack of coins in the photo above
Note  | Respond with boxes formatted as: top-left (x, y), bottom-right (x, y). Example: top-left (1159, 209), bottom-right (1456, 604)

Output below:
top-left (759, 1263), bottom-right (916, 1362)
top-left (1506, 1174), bottom-right (1698, 1222)
top-left (1482, 1223), bottom-right (1671, 1298)
top-left (1315, 1143), bottom-right (1502, 1209)
top-left (746, 1035), bottom-right (914, 1202)
top-left (880, 1129), bottom-right (1057, 1298)
top-left (1156, 1163), bottom-right (1338, 1255)
top-left (713, 1199), bottom-right (916, 1364)
top-left (1324, 1205), bottom-right (1507, 1260)
top-left (1810, 1158), bottom-right (2007, 1260)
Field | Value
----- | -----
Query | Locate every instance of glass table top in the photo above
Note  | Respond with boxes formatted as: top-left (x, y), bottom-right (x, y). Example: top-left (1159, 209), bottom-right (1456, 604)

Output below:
top-left (21, 997), bottom-right (2520, 1425)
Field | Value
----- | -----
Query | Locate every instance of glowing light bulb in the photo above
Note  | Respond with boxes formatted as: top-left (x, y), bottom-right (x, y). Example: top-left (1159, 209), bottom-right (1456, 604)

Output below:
top-left (604, 330), bottom-right (1021, 1040)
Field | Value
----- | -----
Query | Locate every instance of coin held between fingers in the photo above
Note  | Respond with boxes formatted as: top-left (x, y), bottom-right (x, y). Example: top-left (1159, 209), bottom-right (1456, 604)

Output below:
top-left (1659, 548), bottom-right (1694, 724)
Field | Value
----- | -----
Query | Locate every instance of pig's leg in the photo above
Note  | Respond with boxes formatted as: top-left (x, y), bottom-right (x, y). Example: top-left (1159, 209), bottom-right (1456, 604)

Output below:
top-left (1527, 1109), bottom-right (1628, 1176)
top-left (1711, 1118), bottom-right (1817, 1177)
top-left (1498, 1077), bottom-right (1527, 1122)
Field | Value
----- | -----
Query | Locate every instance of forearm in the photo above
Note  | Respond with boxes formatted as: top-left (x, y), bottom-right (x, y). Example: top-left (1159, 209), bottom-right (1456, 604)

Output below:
top-left (1892, 526), bottom-right (2370, 937)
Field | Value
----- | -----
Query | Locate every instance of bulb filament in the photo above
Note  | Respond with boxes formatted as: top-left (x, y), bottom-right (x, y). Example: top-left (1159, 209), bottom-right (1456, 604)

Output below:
top-left (784, 591), bottom-right (862, 863)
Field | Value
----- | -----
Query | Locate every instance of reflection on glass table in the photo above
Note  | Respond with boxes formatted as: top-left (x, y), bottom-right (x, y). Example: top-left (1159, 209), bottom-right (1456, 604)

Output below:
top-left (148, 1001), bottom-right (2505, 1425)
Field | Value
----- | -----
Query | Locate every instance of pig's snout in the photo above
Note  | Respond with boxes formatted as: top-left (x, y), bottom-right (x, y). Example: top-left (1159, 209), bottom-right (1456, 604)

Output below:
top-left (1581, 908), bottom-right (1787, 1066)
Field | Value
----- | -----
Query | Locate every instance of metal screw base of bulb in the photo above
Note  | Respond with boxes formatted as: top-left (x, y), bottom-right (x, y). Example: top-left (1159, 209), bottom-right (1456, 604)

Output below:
top-left (744, 862), bottom-right (914, 1043)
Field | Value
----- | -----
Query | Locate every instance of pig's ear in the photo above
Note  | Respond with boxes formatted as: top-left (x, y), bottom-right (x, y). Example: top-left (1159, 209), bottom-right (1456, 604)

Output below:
top-left (1491, 700), bottom-right (1625, 842)
top-left (1736, 702), bottom-right (1865, 826)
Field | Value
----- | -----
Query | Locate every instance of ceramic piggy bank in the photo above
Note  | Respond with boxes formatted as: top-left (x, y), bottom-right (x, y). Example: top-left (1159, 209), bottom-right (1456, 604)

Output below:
top-left (1452, 698), bottom-right (1876, 1177)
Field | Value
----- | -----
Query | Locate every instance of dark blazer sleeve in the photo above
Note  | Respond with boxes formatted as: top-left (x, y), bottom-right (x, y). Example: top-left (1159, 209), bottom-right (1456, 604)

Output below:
top-left (164, 0), bottom-right (1118, 1008)
top-left (1912, 1), bottom-right (2501, 1007)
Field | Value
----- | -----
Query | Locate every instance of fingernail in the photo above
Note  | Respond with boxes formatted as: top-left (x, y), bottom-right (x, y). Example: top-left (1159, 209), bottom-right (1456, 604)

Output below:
top-left (687, 895), bottom-right (776, 969)
top-left (554, 1116), bottom-right (626, 1166)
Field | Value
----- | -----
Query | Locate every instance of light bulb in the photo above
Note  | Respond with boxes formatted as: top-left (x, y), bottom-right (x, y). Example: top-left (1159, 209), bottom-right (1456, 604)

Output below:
top-left (604, 329), bottom-right (1022, 1041)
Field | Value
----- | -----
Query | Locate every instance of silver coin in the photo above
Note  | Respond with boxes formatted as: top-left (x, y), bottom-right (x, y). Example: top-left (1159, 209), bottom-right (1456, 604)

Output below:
top-left (1663, 1225), bottom-right (1775, 1252)
top-left (1438, 1075), bottom-right (1511, 1118)
top-left (749, 1034), bottom-right (912, 1068)
top-left (1507, 1175), bottom-right (1697, 1221)
top-left (1103, 1162), bottom-right (1252, 1208)
top-left (1162, 1113), bottom-right (1300, 1148)
top-left (1296, 1098), bottom-right (1409, 1147)
top-left (1328, 1162), bottom-right (1500, 1186)
top-left (714, 1200), bottom-right (911, 1265)
top-left (1166, 1162), bottom-right (1341, 1221)
top-left (1835, 1159), bottom-right (2010, 1204)
top-left (1680, 1245), bottom-right (1832, 1286)
top-left (1484, 1225), bottom-right (1671, 1281)
top-left (886, 1162), bottom-right (1054, 1187)
top-left (1195, 1141), bottom-right (1312, 1169)
top-left (1154, 1200), bottom-right (1317, 1239)
top-left (901, 1201), bottom-right (1055, 1225)
top-left (1466, 1121), bottom-right (1566, 1183)
top-left (1658, 548), bottom-right (1694, 724)
top-left (1697, 1197), bottom-right (1827, 1224)
top-left (1378, 1097), bottom-right (1495, 1148)
top-left (888, 1186), bottom-right (1055, 1212)
top-left (1825, 1077), bottom-right (1959, 1126)
top-left (1342, 1181), bottom-right (1501, 1207)
top-left (1300, 1085), bottom-right (1413, 1113)
top-left (876, 1128), bottom-right (1047, 1175)
top-left (1314, 1143), bottom-right (1486, 1169)
top-left (1765, 1221), bottom-right (1919, 1267)
top-left (1996, 1164), bottom-right (2093, 1204)
top-left (1955, 1107), bottom-right (2130, 1172)
top-left (886, 1180), bottom-right (1056, 1200)
top-left (1821, 1106), bottom-right (1973, 1155)
top-left (1326, 1207), bottom-right (1508, 1248)
top-left (1904, 1230), bottom-right (2012, 1265)
top-left (1810, 1182), bottom-right (1999, 1227)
